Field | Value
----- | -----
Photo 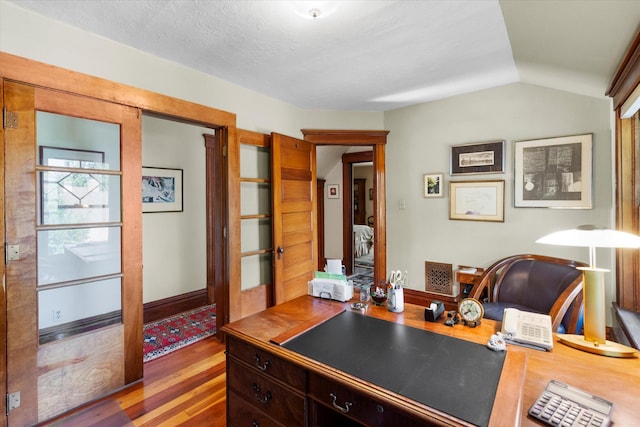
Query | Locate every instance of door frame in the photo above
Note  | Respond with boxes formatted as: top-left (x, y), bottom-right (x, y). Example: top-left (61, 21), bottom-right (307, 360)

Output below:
top-left (301, 129), bottom-right (388, 289)
top-left (342, 151), bottom-right (373, 276)
top-left (0, 52), bottom-right (235, 421)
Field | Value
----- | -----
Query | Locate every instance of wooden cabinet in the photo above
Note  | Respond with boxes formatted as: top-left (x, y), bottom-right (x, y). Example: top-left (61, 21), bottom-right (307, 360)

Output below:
top-left (353, 178), bottom-right (366, 225)
top-left (455, 267), bottom-right (485, 300)
top-left (308, 372), bottom-right (429, 427)
top-left (226, 335), bottom-right (432, 427)
top-left (226, 337), bottom-right (306, 427)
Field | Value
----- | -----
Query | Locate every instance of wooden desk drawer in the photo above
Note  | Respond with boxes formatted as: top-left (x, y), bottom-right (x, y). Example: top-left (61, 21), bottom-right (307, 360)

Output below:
top-left (455, 271), bottom-right (482, 285)
top-left (227, 358), bottom-right (305, 426)
top-left (308, 372), bottom-right (429, 427)
top-left (227, 337), bottom-right (306, 391)
top-left (227, 390), bottom-right (284, 427)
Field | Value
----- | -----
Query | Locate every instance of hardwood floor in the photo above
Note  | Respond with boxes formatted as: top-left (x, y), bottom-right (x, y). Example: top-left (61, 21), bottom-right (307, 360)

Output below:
top-left (40, 336), bottom-right (227, 427)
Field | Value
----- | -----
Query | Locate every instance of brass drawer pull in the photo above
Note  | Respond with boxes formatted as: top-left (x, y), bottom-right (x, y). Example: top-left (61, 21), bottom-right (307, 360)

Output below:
top-left (254, 353), bottom-right (271, 371)
top-left (252, 384), bottom-right (272, 404)
top-left (329, 392), bottom-right (352, 413)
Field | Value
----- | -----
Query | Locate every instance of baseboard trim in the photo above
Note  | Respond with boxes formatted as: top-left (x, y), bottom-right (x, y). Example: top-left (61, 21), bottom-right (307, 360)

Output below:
top-left (143, 289), bottom-right (208, 323)
top-left (39, 310), bottom-right (121, 344)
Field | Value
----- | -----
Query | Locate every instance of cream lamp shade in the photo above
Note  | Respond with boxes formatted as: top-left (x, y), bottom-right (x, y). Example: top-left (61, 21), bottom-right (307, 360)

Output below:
top-left (536, 225), bottom-right (640, 358)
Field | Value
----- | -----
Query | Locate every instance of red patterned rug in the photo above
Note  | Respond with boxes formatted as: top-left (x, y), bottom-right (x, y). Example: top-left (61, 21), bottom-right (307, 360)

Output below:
top-left (143, 304), bottom-right (216, 362)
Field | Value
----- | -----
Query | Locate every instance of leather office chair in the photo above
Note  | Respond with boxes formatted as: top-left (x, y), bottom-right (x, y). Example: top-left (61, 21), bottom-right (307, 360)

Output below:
top-left (469, 254), bottom-right (587, 333)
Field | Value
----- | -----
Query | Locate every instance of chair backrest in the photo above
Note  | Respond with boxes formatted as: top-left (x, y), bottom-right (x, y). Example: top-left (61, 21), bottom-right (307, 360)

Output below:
top-left (494, 258), bottom-right (583, 314)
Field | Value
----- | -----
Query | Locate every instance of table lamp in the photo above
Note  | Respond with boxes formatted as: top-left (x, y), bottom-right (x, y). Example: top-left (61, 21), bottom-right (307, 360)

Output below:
top-left (537, 225), bottom-right (640, 357)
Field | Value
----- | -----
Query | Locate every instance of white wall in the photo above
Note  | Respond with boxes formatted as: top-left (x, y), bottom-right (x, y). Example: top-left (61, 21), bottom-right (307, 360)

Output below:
top-left (385, 82), bottom-right (616, 319)
top-left (141, 116), bottom-right (208, 303)
top-left (321, 159), bottom-right (345, 260)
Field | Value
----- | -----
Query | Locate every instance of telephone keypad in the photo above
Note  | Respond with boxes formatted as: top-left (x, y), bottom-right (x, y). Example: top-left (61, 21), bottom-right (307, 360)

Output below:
top-left (528, 380), bottom-right (612, 427)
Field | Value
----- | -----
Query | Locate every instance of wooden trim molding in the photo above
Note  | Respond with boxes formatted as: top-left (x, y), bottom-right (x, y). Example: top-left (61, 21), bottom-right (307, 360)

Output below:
top-left (143, 289), bottom-right (208, 324)
top-left (301, 129), bottom-right (390, 145)
top-left (0, 52), bottom-right (236, 129)
top-left (606, 28), bottom-right (640, 110)
top-left (39, 311), bottom-right (122, 345)
top-left (204, 132), bottom-right (228, 335)
top-left (316, 178), bottom-right (326, 271)
top-left (607, 28), bottom-right (640, 312)
top-left (301, 129), bottom-right (388, 288)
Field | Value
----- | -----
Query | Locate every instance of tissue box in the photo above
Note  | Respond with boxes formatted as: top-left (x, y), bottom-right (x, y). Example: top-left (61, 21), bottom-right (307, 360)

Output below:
top-left (308, 272), bottom-right (353, 302)
top-left (424, 300), bottom-right (445, 322)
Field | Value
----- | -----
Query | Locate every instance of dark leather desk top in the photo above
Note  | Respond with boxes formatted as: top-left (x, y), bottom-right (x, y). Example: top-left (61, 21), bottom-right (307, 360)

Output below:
top-left (284, 310), bottom-right (505, 427)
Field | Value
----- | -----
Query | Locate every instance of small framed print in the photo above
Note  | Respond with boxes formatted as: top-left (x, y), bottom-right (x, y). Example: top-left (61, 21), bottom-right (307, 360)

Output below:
top-left (327, 184), bottom-right (340, 199)
top-left (424, 173), bottom-right (444, 198)
top-left (449, 180), bottom-right (505, 222)
top-left (451, 140), bottom-right (505, 175)
top-left (142, 167), bottom-right (183, 213)
top-left (514, 134), bottom-right (592, 209)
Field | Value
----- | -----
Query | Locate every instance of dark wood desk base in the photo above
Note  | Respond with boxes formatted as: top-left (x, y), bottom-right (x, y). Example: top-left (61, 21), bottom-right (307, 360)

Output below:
top-left (222, 295), bottom-right (640, 427)
top-left (222, 296), bottom-right (524, 426)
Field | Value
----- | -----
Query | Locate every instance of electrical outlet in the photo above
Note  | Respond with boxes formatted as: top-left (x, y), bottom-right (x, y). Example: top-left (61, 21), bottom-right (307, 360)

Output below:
top-left (53, 309), bottom-right (62, 323)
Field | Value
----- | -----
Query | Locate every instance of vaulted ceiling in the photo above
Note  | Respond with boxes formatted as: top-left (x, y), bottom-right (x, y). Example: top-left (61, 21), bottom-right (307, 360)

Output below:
top-left (7, 0), bottom-right (640, 111)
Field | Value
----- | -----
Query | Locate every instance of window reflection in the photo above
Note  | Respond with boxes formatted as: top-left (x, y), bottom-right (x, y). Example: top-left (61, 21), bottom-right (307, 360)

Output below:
top-left (37, 227), bottom-right (121, 286)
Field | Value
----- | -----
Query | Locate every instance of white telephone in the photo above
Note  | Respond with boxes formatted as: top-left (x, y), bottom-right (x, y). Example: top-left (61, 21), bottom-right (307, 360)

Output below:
top-left (501, 308), bottom-right (554, 351)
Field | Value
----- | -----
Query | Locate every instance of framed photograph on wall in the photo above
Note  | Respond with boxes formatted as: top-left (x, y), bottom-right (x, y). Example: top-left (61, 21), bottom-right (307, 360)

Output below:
top-left (450, 140), bottom-right (505, 175)
top-left (514, 134), bottom-right (592, 209)
top-left (449, 180), bottom-right (505, 222)
top-left (424, 173), bottom-right (444, 198)
top-left (327, 184), bottom-right (340, 199)
top-left (142, 167), bottom-right (183, 213)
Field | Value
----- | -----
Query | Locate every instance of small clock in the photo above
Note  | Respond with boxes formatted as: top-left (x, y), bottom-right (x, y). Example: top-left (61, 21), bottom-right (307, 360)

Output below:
top-left (458, 298), bottom-right (484, 327)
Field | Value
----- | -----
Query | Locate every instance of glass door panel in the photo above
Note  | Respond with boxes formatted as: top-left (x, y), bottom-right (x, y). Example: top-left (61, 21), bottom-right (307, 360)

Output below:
top-left (35, 111), bottom-right (122, 342)
top-left (39, 172), bottom-right (121, 224)
top-left (37, 227), bottom-right (121, 285)
top-left (37, 111), bottom-right (121, 170)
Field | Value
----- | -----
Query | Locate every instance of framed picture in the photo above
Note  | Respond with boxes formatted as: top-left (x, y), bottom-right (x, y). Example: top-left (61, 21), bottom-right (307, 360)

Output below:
top-left (450, 140), bottom-right (505, 175)
top-left (514, 134), bottom-right (592, 209)
top-left (142, 167), bottom-right (183, 213)
top-left (449, 180), bottom-right (505, 222)
top-left (327, 184), bottom-right (340, 199)
top-left (424, 173), bottom-right (444, 198)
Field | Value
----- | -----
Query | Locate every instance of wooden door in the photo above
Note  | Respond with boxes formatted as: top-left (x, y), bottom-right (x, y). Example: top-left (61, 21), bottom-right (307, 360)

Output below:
top-left (3, 81), bottom-right (142, 425)
top-left (354, 178), bottom-right (366, 224)
top-left (271, 133), bottom-right (316, 305)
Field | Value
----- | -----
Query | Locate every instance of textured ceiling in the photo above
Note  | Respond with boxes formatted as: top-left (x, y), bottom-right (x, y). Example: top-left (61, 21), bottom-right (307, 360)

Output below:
top-left (6, 0), bottom-right (640, 111)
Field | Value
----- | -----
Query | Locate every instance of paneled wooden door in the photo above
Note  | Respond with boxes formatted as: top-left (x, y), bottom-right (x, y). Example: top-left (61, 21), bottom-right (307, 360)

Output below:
top-left (3, 81), bottom-right (142, 425)
top-left (271, 133), bottom-right (317, 304)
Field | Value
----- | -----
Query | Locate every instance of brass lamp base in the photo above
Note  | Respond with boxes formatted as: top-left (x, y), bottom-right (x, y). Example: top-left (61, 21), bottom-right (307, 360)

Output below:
top-left (558, 334), bottom-right (638, 358)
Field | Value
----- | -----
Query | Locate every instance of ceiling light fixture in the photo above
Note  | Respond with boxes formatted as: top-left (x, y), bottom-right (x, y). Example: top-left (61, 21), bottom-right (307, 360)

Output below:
top-left (309, 8), bottom-right (321, 19)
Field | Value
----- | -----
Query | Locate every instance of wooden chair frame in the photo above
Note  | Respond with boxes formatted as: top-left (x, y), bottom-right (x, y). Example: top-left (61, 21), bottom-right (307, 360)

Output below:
top-left (469, 254), bottom-right (587, 332)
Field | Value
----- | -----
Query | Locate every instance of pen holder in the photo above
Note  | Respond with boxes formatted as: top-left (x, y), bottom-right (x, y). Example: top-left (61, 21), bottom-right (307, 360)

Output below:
top-left (424, 300), bottom-right (444, 322)
top-left (387, 286), bottom-right (404, 313)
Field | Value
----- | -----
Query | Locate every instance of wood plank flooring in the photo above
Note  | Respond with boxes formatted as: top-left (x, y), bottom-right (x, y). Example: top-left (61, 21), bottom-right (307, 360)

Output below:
top-left (39, 335), bottom-right (227, 427)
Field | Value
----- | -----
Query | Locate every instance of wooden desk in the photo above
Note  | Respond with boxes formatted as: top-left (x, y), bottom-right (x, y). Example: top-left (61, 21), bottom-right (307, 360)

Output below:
top-left (222, 296), bottom-right (640, 426)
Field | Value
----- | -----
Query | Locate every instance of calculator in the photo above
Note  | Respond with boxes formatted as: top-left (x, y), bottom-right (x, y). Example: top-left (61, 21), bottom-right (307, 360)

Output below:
top-left (528, 380), bottom-right (613, 427)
